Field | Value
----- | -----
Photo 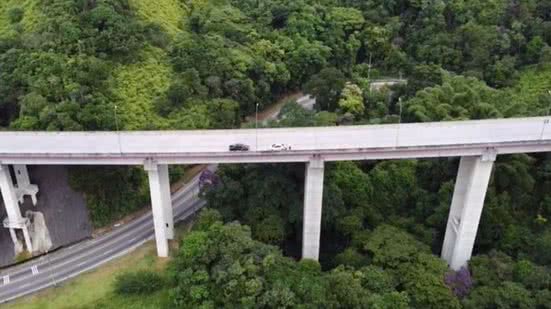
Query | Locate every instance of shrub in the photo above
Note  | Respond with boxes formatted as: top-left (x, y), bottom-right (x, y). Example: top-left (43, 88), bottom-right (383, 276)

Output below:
top-left (69, 166), bottom-right (148, 227)
top-left (115, 270), bottom-right (165, 295)
top-left (8, 7), bottom-right (24, 24)
top-left (192, 209), bottom-right (223, 231)
top-left (334, 247), bottom-right (368, 268)
top-left (463, 282), bottom-right (535, 309)
top-left (469, 251), bottom-right (514, 287)
top-left (14, 250), bottom-right (32, 263)
top-left (513, 259), bottom-right (551, 290)
top-left (534, 229), bottom-right (551, 265)
top-left (445, 267), bottom-right (473, 298)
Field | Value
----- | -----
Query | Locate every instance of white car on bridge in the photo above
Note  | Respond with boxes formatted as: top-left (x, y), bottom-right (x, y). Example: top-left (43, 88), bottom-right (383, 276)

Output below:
top-left (270, 143), bottom-right (292, 151)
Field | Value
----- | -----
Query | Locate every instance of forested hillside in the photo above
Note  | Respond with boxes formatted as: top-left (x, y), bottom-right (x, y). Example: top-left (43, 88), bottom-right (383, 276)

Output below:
top-left (2, 0), bottom-right (551, 308)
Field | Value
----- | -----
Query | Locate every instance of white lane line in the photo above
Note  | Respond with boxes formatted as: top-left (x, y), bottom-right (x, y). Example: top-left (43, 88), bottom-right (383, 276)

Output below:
top-left (3, 181), bottom-right (202, 281)
top-left (3, 192), bottom-right (195, 287)
top-left (0, 237), bottom-right (152, 304)
top-left (0, 202), bottom-right (206, 303)
top-left (31, 266), bottom-right (38, 275)
top-left (2, 276), bottom-right (9, 285)
top-left (0, 182), bottom-right (206, 300)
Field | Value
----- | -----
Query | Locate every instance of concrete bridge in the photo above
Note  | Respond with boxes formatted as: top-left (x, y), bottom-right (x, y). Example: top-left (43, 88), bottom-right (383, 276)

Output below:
top-left (1, 117), bottom-right (551, 270)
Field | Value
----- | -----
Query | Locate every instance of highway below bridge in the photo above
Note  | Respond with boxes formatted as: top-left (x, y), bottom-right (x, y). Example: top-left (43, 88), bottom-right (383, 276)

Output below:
top-left (2, 116), bottom-right (551, 298)
top-left (0, 170), bottom-right (207, 303)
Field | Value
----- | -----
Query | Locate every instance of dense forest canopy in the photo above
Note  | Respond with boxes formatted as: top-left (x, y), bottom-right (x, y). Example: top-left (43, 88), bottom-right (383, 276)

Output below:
top-left (2, 0), bottom-right (550, 130)
top-left (2, 0), bottom-right (551, 308)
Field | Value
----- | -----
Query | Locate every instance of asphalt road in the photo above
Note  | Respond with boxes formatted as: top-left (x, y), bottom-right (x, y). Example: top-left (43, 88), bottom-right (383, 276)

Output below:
top-left (0, 95), bottom-right (311, 303)
top-left (0, 95), bottom-right (308, 303)
top-left (295, 94), bottom-right (315, 111)
top-left (0, 172), bottom-right (206, 304)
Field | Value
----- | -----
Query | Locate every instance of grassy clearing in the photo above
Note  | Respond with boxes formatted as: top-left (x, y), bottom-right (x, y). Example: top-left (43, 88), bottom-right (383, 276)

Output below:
top-left (129, 0), bottom-right (187, 37)
top-left (112, 46), bottom-right (173, 130)
top-left (5, 224), bottom-right (193, 309)
top-left (0, 0), bottom-right (42, 37)
top-left (116, 0), bottom-right (189, 130)
top-left (508, 64), bottom-right (551, 110)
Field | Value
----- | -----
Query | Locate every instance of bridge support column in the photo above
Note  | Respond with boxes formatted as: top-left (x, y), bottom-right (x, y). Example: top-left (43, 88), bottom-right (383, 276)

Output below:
top-left (13, 165), bottom-right (39, 206)
top-left (144, 161), bottom-right (173, 257)
top-left (442, 152), bottom-right (495, 270)
top-left (159, 164), bottom-right (174, 240)
top-left (0, 164), bottom-right (33, 253)
top-left (302, 158), bottom-right (324, 261)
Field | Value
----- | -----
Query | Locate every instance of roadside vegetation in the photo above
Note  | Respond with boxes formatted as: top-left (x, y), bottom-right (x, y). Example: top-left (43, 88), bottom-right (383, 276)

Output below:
top-left (1, 0), bottom-right (551, 307)
top-left (4, 242), bottom-right (169, 309)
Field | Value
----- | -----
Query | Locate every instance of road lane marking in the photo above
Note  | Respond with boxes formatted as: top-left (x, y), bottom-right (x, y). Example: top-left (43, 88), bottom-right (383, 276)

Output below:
top-left (3, 276), bottom-right (9, 285)
top-left (0, 205), bottom-right (201, 304)
top-left (0, 185), bottom-right (205, 301)
top-left (0, 237), bottom-right (151, 304)
top-left (0, 192), bottom-right (204, 295)
top-left (2, 183), bottom-right (201, 281)
top-left (3, 200), bottom-right (201, 288)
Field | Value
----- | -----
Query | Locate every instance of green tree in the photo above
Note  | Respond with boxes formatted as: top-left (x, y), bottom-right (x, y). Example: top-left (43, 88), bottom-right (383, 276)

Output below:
top-left (8, 7), bottom-right (24, 24)
top-left (203, 163), bottom-right (303, 245)
top-left (338, 82), bottom-right (365, 115)
top-left (526, 36), bottom-right (546, 64)
top-left (463, 282), bottom-right (535, 309)
top-left (405, 73), bottom-right (504, 122)
top-left (534, 229), bottom-right (551, 265)
top-left (69, 166), bottom-right (148, 227)
top-left (305, 67), bottom-right (346, 111)
top-left (286, 36), bottom-right (331, 87)
top-left (363, 225), bottom-right (460, 309)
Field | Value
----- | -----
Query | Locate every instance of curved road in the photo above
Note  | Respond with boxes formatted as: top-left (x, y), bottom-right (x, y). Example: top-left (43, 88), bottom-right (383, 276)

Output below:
top-left (0, 96), bottom-right (299, 304)
top-left (0, 171), bottom-right (206, 304)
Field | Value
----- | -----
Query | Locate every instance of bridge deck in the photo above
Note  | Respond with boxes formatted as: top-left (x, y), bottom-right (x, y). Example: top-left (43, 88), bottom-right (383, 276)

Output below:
top-left (1, 117), bottom-right (550, 164)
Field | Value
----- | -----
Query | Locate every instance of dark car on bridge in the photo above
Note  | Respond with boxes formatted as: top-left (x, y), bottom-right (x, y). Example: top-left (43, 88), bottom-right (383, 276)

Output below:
top-left (229, 143), bottom-right (250, 151)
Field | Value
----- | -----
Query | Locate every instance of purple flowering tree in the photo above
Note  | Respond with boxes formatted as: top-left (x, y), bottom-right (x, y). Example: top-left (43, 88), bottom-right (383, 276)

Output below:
top-left (444, 266), bottom-right (473, 298)
top-left (199, 169), bottom-right (219, 190)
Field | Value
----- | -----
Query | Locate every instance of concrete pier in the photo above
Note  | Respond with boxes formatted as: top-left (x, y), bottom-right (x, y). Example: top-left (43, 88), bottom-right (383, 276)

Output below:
top-left (144, 161), bottom-right (172, 257)
top-left (0, 165), bottom-right (33, 253)
top-left (1, 117), bottom-right (549, 266)
top-left (441, 153), bottom-right (495, 270)
top-left (13, 165), bottom-right (39, 206)
top-left (158, 164), bottom-right (174, 240)
top-left (302, 158), bottom-right (325, 260)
